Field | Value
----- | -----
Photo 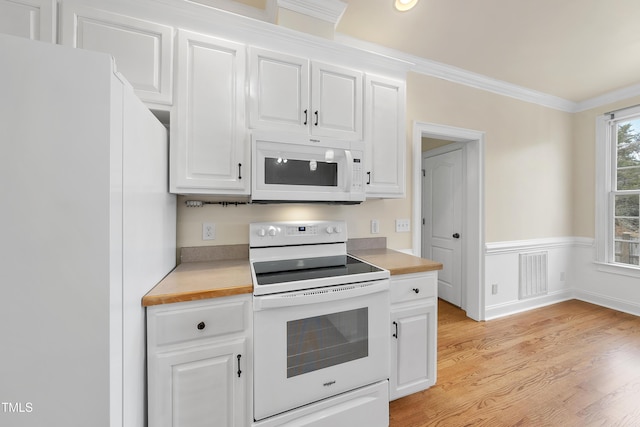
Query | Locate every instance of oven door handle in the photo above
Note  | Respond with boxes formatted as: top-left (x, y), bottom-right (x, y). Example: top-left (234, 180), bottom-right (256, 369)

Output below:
top-left (253, 280), bottom-right (389, 310)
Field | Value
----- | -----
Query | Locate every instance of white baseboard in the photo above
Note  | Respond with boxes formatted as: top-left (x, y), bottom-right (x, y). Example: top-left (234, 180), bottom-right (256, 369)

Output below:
top-left (485, 290), bottom-right (574, 320)
top-left (574, 290), bottom-right (640, 317)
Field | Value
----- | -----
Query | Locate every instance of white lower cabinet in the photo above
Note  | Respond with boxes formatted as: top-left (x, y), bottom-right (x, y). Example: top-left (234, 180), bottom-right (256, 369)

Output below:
top-left (389, 272), bottom-right (437, 400)
top-left (147, 295), bottom-right (252, 427)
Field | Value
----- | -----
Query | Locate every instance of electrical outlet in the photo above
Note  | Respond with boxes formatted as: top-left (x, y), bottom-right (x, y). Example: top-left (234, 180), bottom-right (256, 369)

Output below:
top-left (371, 219), bottom-right (380, 234)
top-left (202, 223), bottom-right (216, 240)
top-left (492, 284), bottom-right (498, 295)
top-left (395, 219), bottom-right (410, 233)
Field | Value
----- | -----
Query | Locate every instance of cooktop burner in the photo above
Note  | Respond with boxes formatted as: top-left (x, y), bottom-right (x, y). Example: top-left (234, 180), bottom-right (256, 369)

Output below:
top-left (253, 255), bottom-right (384, 286)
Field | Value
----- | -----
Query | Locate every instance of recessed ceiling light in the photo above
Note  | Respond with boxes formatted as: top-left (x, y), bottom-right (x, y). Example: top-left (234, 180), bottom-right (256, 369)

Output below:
top-left (394, 0), bottom-right (418, 12)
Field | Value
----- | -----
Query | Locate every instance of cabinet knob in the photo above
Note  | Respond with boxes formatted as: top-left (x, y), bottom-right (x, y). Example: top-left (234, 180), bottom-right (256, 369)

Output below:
top-left (197, 321), bottom-right (206, 330)
top-left (412, 288), bottom-right (420, 294)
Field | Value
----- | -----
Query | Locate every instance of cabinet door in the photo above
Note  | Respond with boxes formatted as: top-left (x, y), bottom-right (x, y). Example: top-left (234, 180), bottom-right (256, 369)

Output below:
top-left (171, 30), bottom-right (249, 195)
top-left (248, 47), bottom-right (310, 132)
top-left (60, 2), bottom-right (173, 105)
top-left (150, 339), bottom-right (247, 427)
top-left (364, 74), bottom-right (406, 198)
top-left (311, 61), bottom-right (363, 140)
top-left (0, 0), bottom-right (55, 42)
top-left (390, 302), bottom-right (437, 400)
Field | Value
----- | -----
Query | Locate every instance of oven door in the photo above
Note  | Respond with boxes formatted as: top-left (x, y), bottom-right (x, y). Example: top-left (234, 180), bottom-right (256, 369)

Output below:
top-left (251, 133), bottom-right (365, 203)
top-left (253, 280), bottom-right (389, 421)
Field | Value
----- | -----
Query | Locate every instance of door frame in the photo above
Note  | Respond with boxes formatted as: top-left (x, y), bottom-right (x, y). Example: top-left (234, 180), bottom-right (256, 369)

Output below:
top-left (411, 122), bottom-right (485, 321)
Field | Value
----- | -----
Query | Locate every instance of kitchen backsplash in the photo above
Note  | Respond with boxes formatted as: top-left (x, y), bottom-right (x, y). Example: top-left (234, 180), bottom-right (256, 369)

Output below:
top-left (176, 195), bottom-right (411, 250)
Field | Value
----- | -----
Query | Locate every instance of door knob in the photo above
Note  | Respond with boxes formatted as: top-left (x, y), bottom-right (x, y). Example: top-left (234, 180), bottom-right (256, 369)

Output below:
top-left (453, 233), bottom-right (460, 239)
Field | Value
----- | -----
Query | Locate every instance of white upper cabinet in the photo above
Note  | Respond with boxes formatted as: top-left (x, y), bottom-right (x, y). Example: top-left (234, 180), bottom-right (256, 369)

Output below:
top-left (311, 61), bottom-right (363, 140)
top-left (60, 2), bottom-right (173, 106)
top-left (170, 29), bottom-right (249, 195)
top-left (0, 0), bottom-right (55, 42)
top-left (248, 48), bottom-right (309, 133)
top-left (249, 47), bottom-right (363, 140)
top-left (364, 74), bottom-right (406, 198)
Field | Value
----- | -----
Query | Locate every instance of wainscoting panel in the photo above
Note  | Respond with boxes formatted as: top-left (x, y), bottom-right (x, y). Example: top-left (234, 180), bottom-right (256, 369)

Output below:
top-left (485, 238), bottom-right (575, 320)
top-left (484, 237), bottom-right (640, 320)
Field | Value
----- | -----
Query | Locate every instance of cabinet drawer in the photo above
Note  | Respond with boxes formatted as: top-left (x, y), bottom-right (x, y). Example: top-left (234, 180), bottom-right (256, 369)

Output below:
top-left (151, 299), bottom-right (247, 347)
top-left (390, 272), bottom-right (437, 304)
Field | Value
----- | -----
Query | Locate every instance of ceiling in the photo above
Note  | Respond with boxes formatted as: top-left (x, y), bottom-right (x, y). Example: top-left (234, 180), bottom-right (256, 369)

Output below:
top-left (226, 0), bottom-right (640, 104)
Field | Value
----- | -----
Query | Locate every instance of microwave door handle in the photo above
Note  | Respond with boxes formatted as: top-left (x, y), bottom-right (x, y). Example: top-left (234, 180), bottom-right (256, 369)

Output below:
top-left (344, 150), bottom-right (354, 190)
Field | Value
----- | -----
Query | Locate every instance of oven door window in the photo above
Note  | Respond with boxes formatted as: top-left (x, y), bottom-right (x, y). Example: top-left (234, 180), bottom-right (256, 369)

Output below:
top-left (265, 157), bottom-right (338, 187)
top-left (287, 307), bottom-right (368, 378)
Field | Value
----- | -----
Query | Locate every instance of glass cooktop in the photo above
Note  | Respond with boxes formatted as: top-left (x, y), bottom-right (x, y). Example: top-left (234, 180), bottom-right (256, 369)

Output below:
top-left (252, 255), bottom-right (384, 286)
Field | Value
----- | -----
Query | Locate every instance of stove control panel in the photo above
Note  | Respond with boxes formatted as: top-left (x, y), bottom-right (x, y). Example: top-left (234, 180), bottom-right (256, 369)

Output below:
top-left (250, 220), bottom-right (347, 248)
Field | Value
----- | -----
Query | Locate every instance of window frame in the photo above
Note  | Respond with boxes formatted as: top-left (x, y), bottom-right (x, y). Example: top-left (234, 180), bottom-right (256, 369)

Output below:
top-left (595, 105), bottom-right (640, 275)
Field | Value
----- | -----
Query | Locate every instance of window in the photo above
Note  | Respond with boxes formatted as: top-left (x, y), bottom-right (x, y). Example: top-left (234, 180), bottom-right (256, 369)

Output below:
top-left (596, 106), bottom-right (640, 268)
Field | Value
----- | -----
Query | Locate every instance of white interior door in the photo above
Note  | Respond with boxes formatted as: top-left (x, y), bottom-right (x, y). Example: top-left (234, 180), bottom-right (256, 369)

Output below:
top-left (422, 149), bottom-right (463, 306)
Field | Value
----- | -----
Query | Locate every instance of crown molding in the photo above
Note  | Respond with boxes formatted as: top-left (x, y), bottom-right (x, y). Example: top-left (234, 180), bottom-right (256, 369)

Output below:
top-left (276, 0), bottom-right (347, 27)
top-left (574, 82), bottom-right (640, 113)
top-left (336, 33), bottom-right (640, 114)
top-left (335, 34), bottom-right (577, 112)
top-left (183, 0), bottom-right (271, 21)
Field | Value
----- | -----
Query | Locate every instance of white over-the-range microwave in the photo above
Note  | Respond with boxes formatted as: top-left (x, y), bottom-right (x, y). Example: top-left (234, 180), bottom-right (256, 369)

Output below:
top-left (251, 131), bottom-right (366, 204)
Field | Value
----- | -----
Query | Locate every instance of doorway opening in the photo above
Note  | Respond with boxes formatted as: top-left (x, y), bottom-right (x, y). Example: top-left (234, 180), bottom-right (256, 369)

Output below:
top-left (411, 122), bottom-right (485, 321)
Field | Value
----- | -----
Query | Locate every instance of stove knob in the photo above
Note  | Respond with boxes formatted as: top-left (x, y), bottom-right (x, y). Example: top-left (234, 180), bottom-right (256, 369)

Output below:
top-left (334, 226), bottom-right (342, 234)
top-left (257, 228), bottom-right (266, 237)
top-left (268, 226), bottom-right (277, 237)
top-left (326, 226), bottom-right (334, 234)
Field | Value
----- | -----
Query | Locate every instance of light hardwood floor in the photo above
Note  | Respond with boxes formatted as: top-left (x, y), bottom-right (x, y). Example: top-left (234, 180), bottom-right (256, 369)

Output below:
top-left (389, 299), bottom-right (640, 426)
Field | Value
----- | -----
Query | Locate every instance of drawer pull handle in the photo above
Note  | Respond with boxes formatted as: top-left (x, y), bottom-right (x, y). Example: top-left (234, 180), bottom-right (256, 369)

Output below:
top-left (412, 288), bottom-right (420, 294)
top-left (237, 354), bottom-right (242, 378)
top-left (392, 321), bottom-right (398, 339)
top-left (196, 321), bottom-right (206, 330)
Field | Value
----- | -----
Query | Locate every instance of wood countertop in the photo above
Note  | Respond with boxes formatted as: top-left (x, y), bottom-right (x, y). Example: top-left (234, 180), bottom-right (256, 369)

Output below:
top-left (142, 246), bottom-right (442, 307)
top-left (142, 259), bottom-right (252, 307)
top-left (349, 248), bottom-right (443, 275)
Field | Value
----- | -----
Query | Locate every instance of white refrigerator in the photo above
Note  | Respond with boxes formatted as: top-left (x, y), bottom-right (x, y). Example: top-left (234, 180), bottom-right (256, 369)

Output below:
top-left (0, 34), bottom-right (176, 427)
